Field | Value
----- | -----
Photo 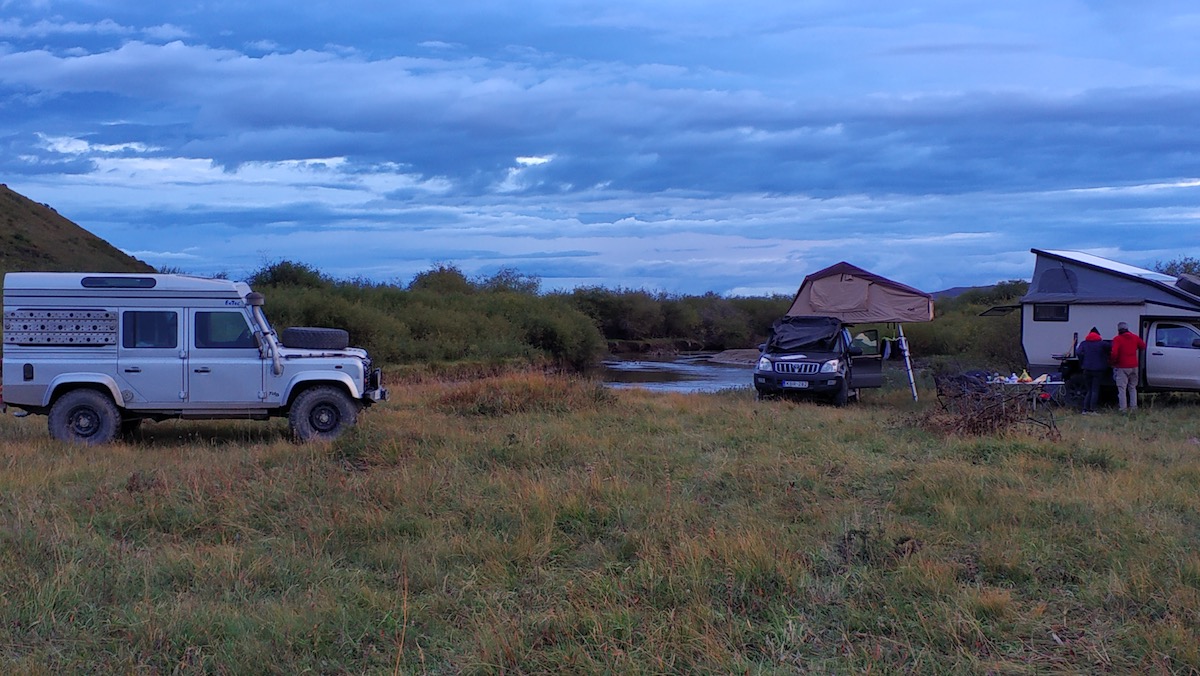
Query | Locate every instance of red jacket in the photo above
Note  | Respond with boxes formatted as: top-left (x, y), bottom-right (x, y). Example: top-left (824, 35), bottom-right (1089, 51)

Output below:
top-left (1110, 330), bottom-right (1146, 368)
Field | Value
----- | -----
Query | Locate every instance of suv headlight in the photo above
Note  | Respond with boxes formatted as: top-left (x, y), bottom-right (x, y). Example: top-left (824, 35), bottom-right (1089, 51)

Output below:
top-left (820, 358), bottom-right (841, 373)
top-left (757, 356), bottom-right (773, 371)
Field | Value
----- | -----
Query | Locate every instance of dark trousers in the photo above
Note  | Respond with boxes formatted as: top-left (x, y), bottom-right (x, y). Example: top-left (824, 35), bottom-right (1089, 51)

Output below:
top-left (1083, 369), bottom-right (1106, 412)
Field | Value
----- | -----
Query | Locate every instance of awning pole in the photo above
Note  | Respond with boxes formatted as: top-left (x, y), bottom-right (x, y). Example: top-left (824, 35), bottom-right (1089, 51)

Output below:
top-left (898, 324), bottom-right (918, 401)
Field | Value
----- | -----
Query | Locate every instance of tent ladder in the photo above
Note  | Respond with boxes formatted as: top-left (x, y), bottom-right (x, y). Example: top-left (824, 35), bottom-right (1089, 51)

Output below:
top-left (898, 324), bottom-right (918, 401)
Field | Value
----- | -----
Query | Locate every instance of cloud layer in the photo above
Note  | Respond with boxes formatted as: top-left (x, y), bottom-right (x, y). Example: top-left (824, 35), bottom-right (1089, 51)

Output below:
top-left (2, 2), bottom-right (1198, 294)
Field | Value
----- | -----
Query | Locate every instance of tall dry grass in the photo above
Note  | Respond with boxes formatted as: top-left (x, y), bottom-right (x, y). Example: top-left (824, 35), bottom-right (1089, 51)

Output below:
top-left (1, 375), bottom-right (1198, 672)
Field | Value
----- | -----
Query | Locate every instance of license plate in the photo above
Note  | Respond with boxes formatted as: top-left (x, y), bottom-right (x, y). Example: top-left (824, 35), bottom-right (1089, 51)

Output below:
top-left (783, 380), bottom-right (809, 389)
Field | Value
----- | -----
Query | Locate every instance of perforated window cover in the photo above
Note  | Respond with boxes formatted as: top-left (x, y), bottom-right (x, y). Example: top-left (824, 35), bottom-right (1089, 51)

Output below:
top-left (3, 309), bottom-right (118, 345)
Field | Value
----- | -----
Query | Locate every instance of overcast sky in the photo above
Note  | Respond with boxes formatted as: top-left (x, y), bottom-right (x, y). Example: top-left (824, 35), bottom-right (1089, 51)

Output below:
top-left (2, 1), bottom-right (1198, 295)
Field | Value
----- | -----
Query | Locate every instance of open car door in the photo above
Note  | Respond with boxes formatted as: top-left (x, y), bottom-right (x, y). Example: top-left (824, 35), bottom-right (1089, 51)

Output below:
top-left (849, 328), bottom-right (884, 389)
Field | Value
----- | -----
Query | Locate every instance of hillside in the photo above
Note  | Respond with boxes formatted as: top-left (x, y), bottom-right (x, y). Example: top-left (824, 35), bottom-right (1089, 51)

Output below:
top-left (0, 184), bottom-right (153, 276)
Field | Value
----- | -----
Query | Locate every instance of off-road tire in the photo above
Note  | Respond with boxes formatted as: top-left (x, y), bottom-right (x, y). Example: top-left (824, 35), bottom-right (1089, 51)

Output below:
top-left (830, 379), bottom-right (850, 407)
top-left (280, 327), bottom-right (350, 350)
top-left (48, 389), bottom-right (121, 445)
top-left (289, 385), bottom-right (359, 442)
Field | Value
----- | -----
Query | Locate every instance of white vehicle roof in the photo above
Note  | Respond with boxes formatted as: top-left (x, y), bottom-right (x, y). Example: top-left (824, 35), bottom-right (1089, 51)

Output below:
top-left (3, 272), bottom-right (253, 298)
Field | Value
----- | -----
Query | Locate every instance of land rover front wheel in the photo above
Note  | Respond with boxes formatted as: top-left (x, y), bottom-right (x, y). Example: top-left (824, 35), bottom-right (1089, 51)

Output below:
top-left (48, 389), bottom-right (120, 445)
top-left (289, 386), bottom-right (359, 442)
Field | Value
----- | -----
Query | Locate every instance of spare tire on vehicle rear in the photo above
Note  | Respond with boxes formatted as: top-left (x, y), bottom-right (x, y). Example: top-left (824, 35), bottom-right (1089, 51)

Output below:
top-left (280, 327), bottom-right (350, 350)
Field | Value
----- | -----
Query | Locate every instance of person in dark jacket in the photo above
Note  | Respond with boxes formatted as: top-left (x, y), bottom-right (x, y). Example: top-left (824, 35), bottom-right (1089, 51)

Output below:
top-left (1075, 327), bottom-right (1109, 414)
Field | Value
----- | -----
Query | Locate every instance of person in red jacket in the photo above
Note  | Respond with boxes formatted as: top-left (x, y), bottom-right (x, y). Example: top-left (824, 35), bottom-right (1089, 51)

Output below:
top-left (1109, 321), bottom-right (1147, 411)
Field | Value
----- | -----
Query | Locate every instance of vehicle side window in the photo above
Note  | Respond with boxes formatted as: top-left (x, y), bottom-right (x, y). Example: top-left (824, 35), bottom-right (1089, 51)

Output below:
top-left (195, 311), bottom-right (256, 349)
top-left (1032, 304), bottom-right (1069, 322)
top-left (1156, 323), bottom-right (1200, 349)
top-left (122, 311), bottom-right (178, 349)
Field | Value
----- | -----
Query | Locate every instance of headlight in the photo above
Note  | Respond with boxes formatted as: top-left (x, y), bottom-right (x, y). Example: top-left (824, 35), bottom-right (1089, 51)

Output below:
top-left (820, 358), bottom-right (841, 373)
top-left (757, 356), bottom-right (773, 371)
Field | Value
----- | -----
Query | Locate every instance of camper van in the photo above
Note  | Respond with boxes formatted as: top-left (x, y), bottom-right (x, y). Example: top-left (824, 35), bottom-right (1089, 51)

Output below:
top-left (1, 272), bottom-right (388, 444)
top-left (988, 249), bottom-right (1200, 396)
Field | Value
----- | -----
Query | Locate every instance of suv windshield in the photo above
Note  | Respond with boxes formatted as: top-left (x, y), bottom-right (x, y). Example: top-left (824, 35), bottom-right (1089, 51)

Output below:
top-left (765, 316), bottom-right (843, 353)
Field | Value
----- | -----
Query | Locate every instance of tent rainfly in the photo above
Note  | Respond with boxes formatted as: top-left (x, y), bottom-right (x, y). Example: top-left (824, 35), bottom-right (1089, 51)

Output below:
top-left (785, 261), bottom-right (934, 400)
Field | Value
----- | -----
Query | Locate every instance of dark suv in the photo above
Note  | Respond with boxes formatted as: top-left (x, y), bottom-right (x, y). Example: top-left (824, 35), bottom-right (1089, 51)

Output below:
top-left (753, 316), bottom-right (883, 405)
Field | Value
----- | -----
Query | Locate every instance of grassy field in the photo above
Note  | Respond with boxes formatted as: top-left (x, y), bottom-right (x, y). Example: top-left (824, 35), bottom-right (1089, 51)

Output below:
top-left (1, 373), bottom-right (1199, 673)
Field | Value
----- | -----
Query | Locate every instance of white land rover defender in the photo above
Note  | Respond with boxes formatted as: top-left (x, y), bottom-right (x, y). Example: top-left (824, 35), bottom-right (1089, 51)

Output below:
top-left (1, 272), bottom-right (387, 443)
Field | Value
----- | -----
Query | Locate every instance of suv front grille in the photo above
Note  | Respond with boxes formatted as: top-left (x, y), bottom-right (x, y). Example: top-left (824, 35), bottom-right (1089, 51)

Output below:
top-left (774, 361), bottom-right (819, 375)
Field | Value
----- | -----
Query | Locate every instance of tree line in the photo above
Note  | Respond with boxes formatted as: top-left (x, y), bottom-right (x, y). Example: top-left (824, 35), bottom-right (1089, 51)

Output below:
top-left (194, 257), bottom-right (1199, 373)
top-left (242, 261), bottom-right (795, 370)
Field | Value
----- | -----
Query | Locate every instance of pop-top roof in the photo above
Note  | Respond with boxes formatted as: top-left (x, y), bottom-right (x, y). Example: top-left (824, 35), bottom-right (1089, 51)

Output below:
top-left (1037, 250), bottom-right (1176, 283)
top-left (1025, 248), bottom-right (1200, 309)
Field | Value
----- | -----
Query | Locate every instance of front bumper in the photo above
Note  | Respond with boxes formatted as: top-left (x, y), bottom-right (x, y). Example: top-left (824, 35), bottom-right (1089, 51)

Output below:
top-left (754, 371), bottom-right (845, 395)
top-left (364, 368), bottom-right (389, 403)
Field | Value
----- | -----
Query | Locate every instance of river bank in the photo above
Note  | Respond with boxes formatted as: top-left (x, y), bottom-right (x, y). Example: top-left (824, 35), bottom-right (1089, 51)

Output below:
top-left (707, 348), bottom-right (761, 365)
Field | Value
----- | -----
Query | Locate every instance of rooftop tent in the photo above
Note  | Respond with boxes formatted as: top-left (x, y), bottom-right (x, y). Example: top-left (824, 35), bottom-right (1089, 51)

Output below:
top-left (785, 261), bottom-right (934, 323)
top-left (784, 261), bottom-right (934, 400)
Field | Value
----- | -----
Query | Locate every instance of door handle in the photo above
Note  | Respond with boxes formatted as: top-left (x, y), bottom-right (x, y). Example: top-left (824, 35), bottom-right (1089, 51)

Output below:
top-left (1150, 351), bottom-right (1164, 356)
top-left (124, 367), bottom-right (142, 373)
top-left (194, 367), bottom-right (212, 374)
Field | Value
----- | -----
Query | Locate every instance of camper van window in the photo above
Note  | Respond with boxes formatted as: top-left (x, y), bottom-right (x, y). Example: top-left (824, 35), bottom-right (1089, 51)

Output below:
top-left (122, 311), bottom-right (178, 349)
top-left (195, 311), bottom-right (257, 349)
top-left (82, 277), bottom-right (157, 289)
top-left (1032, 304), bottom-right (1069, 322)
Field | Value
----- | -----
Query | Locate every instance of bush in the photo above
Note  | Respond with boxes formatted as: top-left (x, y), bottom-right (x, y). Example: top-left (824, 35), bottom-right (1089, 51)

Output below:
top-left (905, 281), bottom-right (1027, 371)
top-left (246, 262), bottom-right (606, 370)
top-left (248, 260), bottom-right (332, 289)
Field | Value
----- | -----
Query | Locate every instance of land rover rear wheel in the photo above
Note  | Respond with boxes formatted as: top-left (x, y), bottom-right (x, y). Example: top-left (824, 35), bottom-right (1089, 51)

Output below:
top-left (289, 385), bottom-right (359, 442)
top-left (48, 389), bottom-right (120, 445)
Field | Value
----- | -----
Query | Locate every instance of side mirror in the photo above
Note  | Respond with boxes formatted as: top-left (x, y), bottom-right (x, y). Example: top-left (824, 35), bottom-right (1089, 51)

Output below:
top-left (757, 343), bottom-right (766, 351)
top-left (848, 345), bottom-right (864, 357)
top-left (1193, 338), bottom-right (1200, 349)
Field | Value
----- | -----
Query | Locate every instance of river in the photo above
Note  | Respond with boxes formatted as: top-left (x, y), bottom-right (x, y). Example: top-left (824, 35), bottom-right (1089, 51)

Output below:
top-left (600, 352), bottom-right (756, 394)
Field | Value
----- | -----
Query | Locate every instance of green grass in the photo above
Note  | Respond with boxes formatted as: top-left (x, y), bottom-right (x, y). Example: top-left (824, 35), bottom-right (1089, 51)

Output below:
top-left (1, 376), bottom-right (1198, 673)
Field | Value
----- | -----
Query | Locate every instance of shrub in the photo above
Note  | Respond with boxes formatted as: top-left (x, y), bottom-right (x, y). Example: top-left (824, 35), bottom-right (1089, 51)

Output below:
top-left (248, 260), bottom-right (332, 289)
top-left (408, 264), bottom-right (474, 295)
top-left (246, 262), bottom-right (606, 369)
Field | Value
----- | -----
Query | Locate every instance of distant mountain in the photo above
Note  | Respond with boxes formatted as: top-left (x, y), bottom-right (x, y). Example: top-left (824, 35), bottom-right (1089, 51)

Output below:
top-left (0, 184), bottom-right (153, 276)
top-left (933, 285), bottom-right (990, 299)
top-left (930, 280), bottom-right (1031, 311)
